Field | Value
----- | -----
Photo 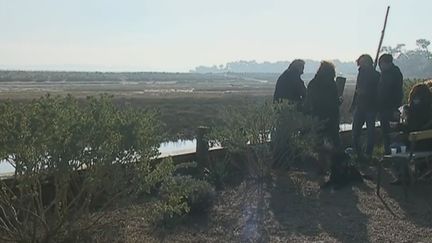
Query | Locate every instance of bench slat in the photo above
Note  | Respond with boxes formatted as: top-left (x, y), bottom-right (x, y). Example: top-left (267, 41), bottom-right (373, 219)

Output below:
top-left (409, 129), bottom-right (432, 142)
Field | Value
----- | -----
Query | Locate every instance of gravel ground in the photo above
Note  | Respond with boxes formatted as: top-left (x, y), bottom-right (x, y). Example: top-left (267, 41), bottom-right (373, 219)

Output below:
top-left (91, 165), bottom-right (432, 243)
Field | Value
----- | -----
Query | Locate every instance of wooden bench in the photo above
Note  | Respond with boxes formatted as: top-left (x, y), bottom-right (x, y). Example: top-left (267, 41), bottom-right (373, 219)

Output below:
top-left (376, 129), bottom-right (432, 199)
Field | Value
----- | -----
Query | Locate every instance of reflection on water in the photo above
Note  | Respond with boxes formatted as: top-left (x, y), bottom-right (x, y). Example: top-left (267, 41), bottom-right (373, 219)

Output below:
top-left (340, 122), bottom-right (380, 132)
top-left (340, 123), bottom-right (352, 132)
top-left (0, 161), bottom-right (14, 175)
top-left (0, 139), bottom-right (198, 175)
top-left (159, 139), bottom-right (197, 156)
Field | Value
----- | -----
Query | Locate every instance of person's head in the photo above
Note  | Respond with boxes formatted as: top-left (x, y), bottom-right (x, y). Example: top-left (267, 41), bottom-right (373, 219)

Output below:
top-left (378, 53), bottom-right (393, 71)
top-left (316, 61), bottom-right (336, 80)
top-left (408, 83), bottom-right (432, 106)
top-left (288, 59), bottom-right (305, 75)
top-left (356, 54), bottom-right (374, 68)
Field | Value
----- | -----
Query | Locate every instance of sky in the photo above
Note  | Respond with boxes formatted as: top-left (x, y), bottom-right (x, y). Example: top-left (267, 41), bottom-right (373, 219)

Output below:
top-left (1, 0), bottom-right (431, 72)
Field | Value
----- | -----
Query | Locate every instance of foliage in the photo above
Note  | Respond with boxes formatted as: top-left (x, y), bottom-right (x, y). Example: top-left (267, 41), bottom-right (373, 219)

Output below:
top-left (208, 101), bottom-right (275, 180)
top-left (126, 156), bottom-right (215, 227)
top-left (192, 59), bottom-right (357, 76)
top-left (156, 175), bottom-right (214, 219)
top-left (208, 101), bottom-right (319, 183)
top-left (203, 158), bottom-right (233, 190)
top-left (0, 94), bottom-right (167, 242)
top-left (271, 102), bottom-right (320, 169)
top-left (382, 39), bottom-right (432, 79)
top-left (213, 101), bottom-right (276, 151)
top-left (0, 95), bottom-right (216, 241)
top-left (416, 39), bottom-right (431, 52)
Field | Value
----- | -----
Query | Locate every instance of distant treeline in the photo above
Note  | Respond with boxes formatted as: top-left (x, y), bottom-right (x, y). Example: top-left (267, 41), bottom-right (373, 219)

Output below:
top-left (192, 59), bottom-right (357, 76)
top-left (381, 39), bottom-right (432, 79)
top-left (2, 39), bottom-right (430, 82)
top-left (192, 39), bottom-right (432, 80)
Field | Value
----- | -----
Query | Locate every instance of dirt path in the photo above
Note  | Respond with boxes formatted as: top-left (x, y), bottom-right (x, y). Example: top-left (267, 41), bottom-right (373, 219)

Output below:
top-left (92, 166), bottom-right (432, 242)
top-left (264, 168), bottom-right (432, 242)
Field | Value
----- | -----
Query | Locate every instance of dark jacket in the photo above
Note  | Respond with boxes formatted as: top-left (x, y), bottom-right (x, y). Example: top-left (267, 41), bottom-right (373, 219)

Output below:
top-left (378, 64), bottom-right (403, 111)
top-left (273, 69), bottom-right (306, 103)
top-left (351, 66), bottom-right (380, 112)
top-left (406, 96), bottom-right (432, 132)
top-left (306, 74), bottom-right (340, 129)
top-left (399, 101), bottom-right (432, 151)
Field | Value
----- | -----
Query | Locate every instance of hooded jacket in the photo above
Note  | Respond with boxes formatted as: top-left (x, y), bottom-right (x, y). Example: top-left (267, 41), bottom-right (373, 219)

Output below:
top-left (273, 69), bottom-right (306, 103)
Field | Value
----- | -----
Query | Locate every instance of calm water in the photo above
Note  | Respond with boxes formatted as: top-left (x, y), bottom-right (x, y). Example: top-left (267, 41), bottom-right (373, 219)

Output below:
top-left (0, 139), bottom-right (198, 175)
top-left (159, 139), bottom-right (197, 156)
top-left (0, 161), bottom-right (14, 175)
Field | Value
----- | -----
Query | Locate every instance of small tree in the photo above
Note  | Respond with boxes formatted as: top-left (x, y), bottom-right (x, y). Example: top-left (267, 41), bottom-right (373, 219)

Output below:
top-left (381, 43), bottom-right (406, 57)
top-left (416, 38), bottom-right (431, 52)
top-left (385, 39), bottom-right (432, 79)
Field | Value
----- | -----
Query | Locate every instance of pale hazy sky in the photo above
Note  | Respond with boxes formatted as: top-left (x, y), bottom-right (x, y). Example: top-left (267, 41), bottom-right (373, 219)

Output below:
top-left (1, 0), bottom-right (431, 72)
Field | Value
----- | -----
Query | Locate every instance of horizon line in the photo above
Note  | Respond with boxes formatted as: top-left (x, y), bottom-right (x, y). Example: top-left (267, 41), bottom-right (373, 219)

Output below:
top-left (0, 58), bottom-right (360, 73)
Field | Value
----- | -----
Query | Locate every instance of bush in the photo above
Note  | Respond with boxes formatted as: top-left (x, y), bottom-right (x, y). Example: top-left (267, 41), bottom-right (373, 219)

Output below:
top-left (159, 175), bottom-right (215, 214)
top-left (0, 94), bottom-right (163, 242)
top-left (203, 157), bottom-right (234, 190)
top-left (271, 102), bottom-right (320, 169)
top-left (144, 158), bottom-right (215, 225)
top-left (208, 101), bottom-right (275, 182)
top-left (208, 101), bottom-right (319, 183)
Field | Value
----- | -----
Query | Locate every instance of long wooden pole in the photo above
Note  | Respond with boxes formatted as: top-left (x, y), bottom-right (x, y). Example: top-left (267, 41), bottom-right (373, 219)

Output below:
top-left (374, 6), bottom-right (391, 69)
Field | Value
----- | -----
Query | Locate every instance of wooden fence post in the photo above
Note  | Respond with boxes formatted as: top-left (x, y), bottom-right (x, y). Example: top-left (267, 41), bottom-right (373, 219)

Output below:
top-left (196, 126), bottom-right (210, 175)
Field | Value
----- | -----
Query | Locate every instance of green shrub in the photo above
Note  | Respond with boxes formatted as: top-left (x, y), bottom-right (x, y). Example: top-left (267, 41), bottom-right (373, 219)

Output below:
top-left (208, 101), bottom-right (319, 183)
top-left (203, 158), bottom-right (233, 190)
top-left (212, 101), bottom-right (275, 152)
top-left (271, 102), bottom-right (320, 169)
top-left (159, 175), bottom-right (214, 214)
top-left (208, 101), bottom-right (274, 182)
top-left (0, 94), bottom-right (163, 243)
top-left (145, 158), bottom-right (215, 225)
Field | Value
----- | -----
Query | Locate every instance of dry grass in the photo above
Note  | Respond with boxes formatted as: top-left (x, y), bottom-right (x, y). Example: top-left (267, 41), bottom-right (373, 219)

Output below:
top-left (0, 82), bottom-right (356, 140)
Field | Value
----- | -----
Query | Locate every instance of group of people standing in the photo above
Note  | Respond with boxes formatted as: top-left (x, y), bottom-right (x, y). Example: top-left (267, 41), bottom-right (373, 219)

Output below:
top-left (351, 54), bottom-right (403, 160)
top-left (273, 53), bottom-right (404, 160)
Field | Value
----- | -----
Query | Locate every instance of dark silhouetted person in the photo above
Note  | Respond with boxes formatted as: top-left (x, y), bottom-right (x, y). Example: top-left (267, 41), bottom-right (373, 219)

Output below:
top-left (391, 83), bottom-right (432, 185)
top-left (273, 59), bottom-right (306, 104)
top-left (351, 54), bottom-right (380, 160)
top-left (398, 83), bottom-right (432, 148)
top-left (377, 53), bottom-right (403, 155)
top-left (271, 59), bottom-right (305, 168)
top-left (306, 61), bottom-right (341, 147)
